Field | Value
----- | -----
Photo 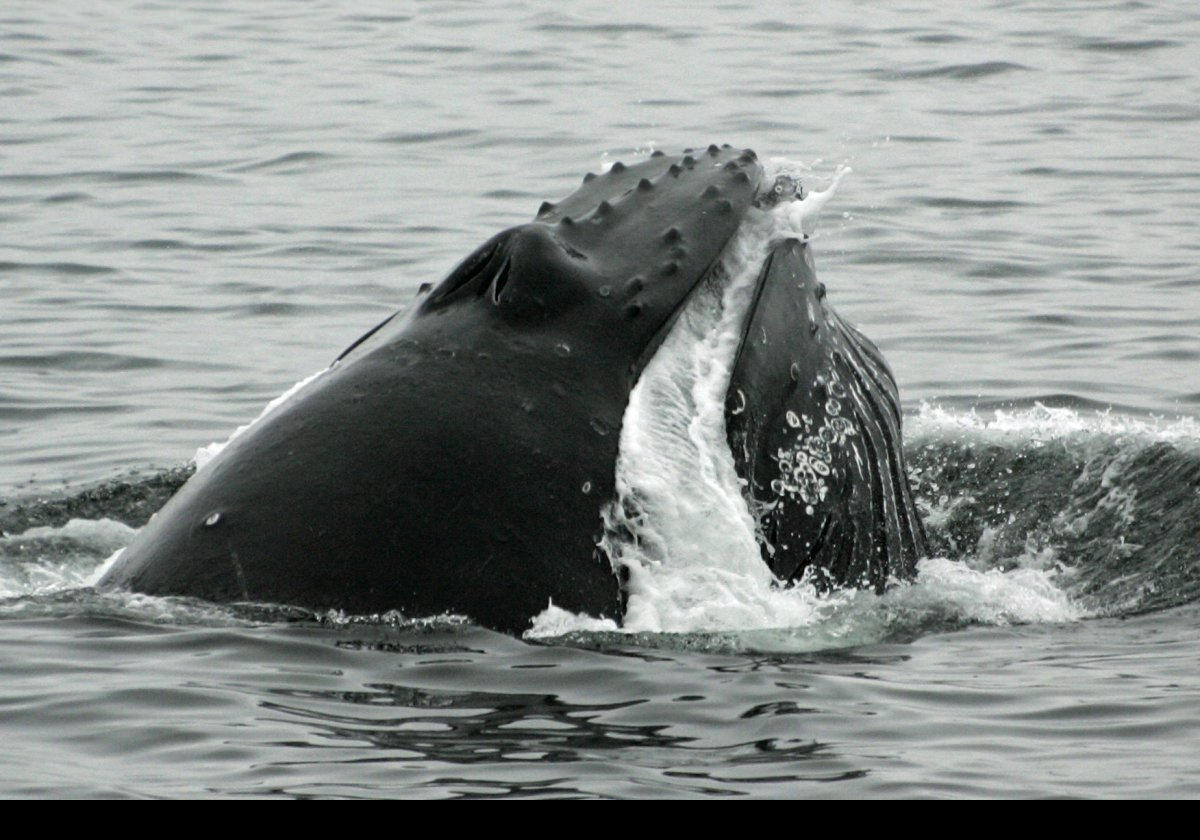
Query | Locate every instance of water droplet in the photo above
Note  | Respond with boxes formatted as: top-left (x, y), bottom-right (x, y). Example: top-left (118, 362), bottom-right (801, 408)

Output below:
top-left (581, 481), bottom-right (592, 494)
top-left (825, 398), bottom-right (841, 416)
top-left (203, 512), bottom-right (221, 527)
top-left (598, 285), bottom-right (612, 298)
top-left (589, 417), bottom-right (610, 436)
top-left (554, 343), bottom-right (571, 357)
top-left (786, 410), bottom-right (801, 428)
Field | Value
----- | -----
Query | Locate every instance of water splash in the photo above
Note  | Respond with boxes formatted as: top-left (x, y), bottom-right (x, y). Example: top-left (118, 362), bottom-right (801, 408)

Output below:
top-left (909, 400), bottom-right (1200, 448)
top-left (907, 401), bottom-right (1200, 619)
top-left (595, 161), bottom-right (848, 632)
top-left (0, 518), bottom-right (135, 598)
top-left (530, 557), bottom-right (1078, 652)
top-left (529, 164), bottom-right (1083, 647)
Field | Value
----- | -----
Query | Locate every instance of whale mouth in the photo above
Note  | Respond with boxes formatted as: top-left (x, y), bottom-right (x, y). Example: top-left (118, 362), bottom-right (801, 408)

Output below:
top-left (589, 160), bottom-right (852, 634)
top-left (627, 165), bottom-right (838, 389)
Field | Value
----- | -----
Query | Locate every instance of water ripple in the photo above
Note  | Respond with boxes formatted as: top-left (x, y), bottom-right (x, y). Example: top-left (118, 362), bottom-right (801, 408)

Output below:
top-left (880, 61), bottom-right (1029, 80)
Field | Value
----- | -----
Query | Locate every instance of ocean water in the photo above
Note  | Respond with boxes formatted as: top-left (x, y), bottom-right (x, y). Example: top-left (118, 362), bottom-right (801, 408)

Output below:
top-left (2, 0), bottom-right (1199, 798)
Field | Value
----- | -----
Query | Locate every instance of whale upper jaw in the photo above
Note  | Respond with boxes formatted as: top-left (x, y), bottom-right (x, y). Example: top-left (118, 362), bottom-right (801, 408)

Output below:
top-left (395, 145), bottom-right (765, 383)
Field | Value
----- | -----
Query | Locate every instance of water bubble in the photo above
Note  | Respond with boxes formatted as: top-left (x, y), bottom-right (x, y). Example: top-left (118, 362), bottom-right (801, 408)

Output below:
top-left (554, 343), bottom-right (571, 357)
top-left (825, 398), bottom-right (841, 416)
top-left (203, 512), bottom-right (221, 527)
top-left (786, 410), bottom-right (801, 428)
top-left (581, 481), bottom-right (592, 494)
top-left (805, 435), bottom-right (830, 462)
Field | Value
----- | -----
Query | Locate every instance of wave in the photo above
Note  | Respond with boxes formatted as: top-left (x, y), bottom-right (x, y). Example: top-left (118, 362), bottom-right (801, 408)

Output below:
top-left (908, 402), bottom-right (1200, 618)
top-left (880, 61), bottom-right (1028, 81)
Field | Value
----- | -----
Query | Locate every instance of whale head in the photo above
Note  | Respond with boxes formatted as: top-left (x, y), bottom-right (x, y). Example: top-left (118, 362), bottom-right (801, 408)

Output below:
top-left (98, 146), bottom-right (774, 632)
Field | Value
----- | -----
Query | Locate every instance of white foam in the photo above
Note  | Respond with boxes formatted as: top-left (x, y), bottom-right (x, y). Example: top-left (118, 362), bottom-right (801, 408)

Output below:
top-left (0, 518), bottom-right (137, 597)
top-left (896, 557), bottom-right (1080, 624)
top-left (3, 516), bottom-right (137, 546)
top-left (526, 557), bottom-right (1079, 645)
top-left (527, 601), bottom-right (619, 636)
top-left (909, 401), bottom-right (1200, 448)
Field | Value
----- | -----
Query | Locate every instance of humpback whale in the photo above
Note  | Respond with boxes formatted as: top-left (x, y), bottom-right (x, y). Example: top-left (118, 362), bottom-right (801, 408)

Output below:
top-left (100, 145), bottom-right (926, 632)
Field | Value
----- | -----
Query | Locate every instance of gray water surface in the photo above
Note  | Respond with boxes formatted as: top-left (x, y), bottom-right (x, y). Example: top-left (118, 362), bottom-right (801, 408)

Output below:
top-left (2, 1), bottom-right (1198, 798)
